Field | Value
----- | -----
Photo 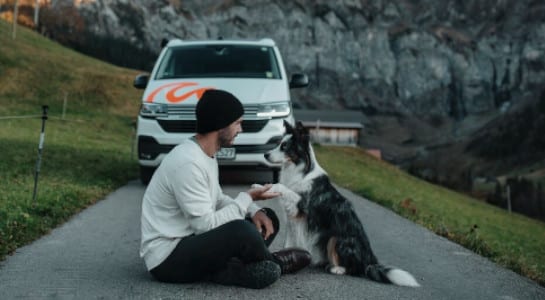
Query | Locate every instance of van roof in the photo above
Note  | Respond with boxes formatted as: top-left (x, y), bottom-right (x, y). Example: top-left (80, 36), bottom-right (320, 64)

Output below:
top-left (165, 38), bottom-right (276, 48)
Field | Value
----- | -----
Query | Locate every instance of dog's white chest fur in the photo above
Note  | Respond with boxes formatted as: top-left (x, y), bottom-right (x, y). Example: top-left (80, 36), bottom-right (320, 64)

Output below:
top-left (282, 214), bottom-right (324, 264)
top-left (274, 165), bottom-right (327, 265)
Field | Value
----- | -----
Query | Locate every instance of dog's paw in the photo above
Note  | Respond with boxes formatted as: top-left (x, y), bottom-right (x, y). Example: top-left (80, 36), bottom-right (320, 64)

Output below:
top-left (283, 200), bottom-right (300, 218)
top-left (269, 183), bottom-right (287, 193)
top-left (251, 183), bottom-right (264, 189)
top-left (328, 266), bottom-right (346, 275)
top-left (274, 184), bottom-right (301, 217)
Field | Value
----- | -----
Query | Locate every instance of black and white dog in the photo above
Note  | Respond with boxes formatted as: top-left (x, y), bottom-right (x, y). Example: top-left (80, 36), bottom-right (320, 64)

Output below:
top-left (263, 121), bottom-right (419, 287)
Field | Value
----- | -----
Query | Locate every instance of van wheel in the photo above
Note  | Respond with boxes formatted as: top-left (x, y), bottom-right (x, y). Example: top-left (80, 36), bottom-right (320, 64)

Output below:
top-left (272, 169), bottom-right (280, 183)
top-left (140, 166), bottom-right (156, 185)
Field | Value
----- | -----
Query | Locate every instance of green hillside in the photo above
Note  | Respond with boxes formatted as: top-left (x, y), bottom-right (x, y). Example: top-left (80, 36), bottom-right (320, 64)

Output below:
top-left (1, 19), bottom-right (544, 287)
top-left (0, 20), bottom-right (141, 259)
top-left (315, 145), bottom-right (545, 286)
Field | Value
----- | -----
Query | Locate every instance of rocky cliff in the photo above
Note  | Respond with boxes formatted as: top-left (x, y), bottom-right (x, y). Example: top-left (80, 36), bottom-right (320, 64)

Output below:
top-left (73, 0), bottom-right (545, 187)
top-left (76, 0), bottom-right (544, 113)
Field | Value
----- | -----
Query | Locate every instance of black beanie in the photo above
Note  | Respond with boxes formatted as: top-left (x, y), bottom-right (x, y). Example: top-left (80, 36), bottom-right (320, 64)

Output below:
top-left (196, 89), bottom-right (244, 134)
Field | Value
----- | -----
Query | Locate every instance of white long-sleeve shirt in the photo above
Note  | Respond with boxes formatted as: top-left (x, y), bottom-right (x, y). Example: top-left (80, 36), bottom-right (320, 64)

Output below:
top-left (140, 138), bottom-right (261, 270)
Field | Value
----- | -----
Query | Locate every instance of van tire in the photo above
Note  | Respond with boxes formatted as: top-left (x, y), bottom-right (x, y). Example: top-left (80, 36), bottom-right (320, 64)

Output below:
top-left (272, 169), bottom-right (280, 183)
top-left (140, 166), bottom-right (156, 185)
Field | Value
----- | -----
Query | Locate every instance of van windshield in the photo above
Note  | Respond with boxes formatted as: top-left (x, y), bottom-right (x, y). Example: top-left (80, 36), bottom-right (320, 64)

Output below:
top-left (155, 45), bottom-right (282, 79)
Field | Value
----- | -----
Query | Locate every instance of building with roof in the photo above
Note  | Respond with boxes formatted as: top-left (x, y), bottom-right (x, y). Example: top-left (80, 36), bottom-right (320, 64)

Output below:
top-left (293, 109), bottom-right (365, 146)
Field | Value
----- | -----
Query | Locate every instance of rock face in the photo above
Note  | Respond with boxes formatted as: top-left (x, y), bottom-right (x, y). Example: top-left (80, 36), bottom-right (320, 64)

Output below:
top-left (75, 0), bottom-right (545, 185)
top-left (77, 0), bottom-right (545, 115)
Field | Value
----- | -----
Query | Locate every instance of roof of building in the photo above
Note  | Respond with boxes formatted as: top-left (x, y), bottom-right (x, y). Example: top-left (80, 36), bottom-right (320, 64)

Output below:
top-left (300, 121), bottom-right (363, 129)
top-left (293, 109), bottom-right (365, 129)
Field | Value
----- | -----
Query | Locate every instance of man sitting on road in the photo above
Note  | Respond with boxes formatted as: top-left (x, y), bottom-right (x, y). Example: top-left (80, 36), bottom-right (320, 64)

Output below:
top-left (140, 89), bottom-right (311, 289)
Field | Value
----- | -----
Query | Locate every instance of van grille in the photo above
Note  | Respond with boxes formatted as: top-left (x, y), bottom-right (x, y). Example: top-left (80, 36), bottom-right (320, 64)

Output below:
top-left (167, 104), bottom-right (260, 115)
top-left (167, 105), bottom-right (196, 116)
top-left (157, 119), bottom-right (268, 133)
top-left (160, 104), bottom-right (266, 133)
top-left (157, 120), bottom-right (197, 132)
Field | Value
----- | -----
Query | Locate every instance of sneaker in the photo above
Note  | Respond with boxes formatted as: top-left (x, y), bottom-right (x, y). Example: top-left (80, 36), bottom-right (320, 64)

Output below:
top-left (211, 260), bottom-right (281, 289)
top-left (271, 248), bottom-right (312, 274)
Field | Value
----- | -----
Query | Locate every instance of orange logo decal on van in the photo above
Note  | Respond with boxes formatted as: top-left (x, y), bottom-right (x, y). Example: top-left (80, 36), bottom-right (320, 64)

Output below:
top-left (146, 82), bottom-right (214, 103)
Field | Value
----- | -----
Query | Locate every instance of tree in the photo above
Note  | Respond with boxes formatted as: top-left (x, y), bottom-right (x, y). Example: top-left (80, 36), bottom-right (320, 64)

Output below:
top-left (39, 2), bottom-right (84, 45)
top-left (12, 0), bottom-right (19, 39)
top-left (538, 183), bottom-right (545, 221)
top-left (34, 0), bottom-right (39, 28)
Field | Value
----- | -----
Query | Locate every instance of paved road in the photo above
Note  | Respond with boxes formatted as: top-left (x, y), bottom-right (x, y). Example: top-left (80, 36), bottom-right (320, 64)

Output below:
top-left (1, 172), bottom-right (544, 299)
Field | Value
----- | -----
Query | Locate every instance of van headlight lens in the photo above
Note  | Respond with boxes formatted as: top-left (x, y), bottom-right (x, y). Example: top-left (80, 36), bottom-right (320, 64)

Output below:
top-left (256, 102), bottom-right (291, 118)
top-left (140, 103), bottom-right (168, 118)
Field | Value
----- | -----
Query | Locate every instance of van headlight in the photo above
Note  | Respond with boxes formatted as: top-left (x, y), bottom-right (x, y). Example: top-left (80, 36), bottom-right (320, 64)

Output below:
top-left (140, 103), bottom-right (168, 118)
top-left (256, 102), bottom-right (291, 118)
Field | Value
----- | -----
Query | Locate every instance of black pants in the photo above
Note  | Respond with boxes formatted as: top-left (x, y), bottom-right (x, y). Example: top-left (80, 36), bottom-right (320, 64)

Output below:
top-left (150, 207), bottom-right (279, 283)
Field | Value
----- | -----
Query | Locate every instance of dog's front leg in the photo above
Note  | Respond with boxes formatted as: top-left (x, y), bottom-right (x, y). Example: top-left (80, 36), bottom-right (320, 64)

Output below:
top-left (271, 183), bottom-right (302, 218)
top-left (283, 217), bottom-right (309, 249)
top-left (271, 184), bottom-right (307, 250)
top-left (252, 183), bottom-right (301, 217)
top-left (283, 218), bottom-right (296, 248)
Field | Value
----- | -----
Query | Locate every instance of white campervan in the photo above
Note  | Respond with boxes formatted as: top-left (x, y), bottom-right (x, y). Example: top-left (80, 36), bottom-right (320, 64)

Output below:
top-left (133, 38), bottom-right (308, 184)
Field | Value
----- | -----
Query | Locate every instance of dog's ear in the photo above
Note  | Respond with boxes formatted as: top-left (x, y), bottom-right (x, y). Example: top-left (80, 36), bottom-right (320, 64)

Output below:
top-left (295, 121), bottom-right (310, 142)
top-left (284, 120), bottom-right (294, 134)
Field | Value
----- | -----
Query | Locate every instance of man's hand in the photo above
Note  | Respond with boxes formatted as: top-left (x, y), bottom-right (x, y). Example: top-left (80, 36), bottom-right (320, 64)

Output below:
top-left (252, 210), bottom-right (274, 240)
top-left (247, 184), bottom-right (281, 201)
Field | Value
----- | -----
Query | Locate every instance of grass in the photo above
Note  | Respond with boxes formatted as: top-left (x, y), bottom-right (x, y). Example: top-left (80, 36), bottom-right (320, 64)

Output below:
top-left (1, 18), bottom-right (544, 288)
top-left (314, 145), bottom-right (545, 286)
top-left (0, 20), bottom-right (141, 260)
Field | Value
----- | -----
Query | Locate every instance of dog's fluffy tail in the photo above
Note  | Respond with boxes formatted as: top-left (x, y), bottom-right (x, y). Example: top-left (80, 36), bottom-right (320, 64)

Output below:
top-left (365, 264), bottom-right (420, 287)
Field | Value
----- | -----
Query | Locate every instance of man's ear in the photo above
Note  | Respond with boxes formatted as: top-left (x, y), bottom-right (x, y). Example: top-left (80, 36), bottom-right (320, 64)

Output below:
top-left (284, 120), bottom-right (294, 134)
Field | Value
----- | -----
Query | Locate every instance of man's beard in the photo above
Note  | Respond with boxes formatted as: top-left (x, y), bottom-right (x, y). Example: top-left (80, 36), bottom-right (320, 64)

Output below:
top-left (218, 128), bottom-right (235, 147)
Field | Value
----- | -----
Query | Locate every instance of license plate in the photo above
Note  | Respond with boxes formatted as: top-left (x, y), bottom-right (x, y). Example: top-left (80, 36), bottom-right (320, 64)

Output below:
top-left (216, 147), bottom-right (236, 160)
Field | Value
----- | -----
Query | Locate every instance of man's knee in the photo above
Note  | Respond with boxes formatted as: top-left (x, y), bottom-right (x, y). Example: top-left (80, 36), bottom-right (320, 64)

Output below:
top-left (224, 219), bottom-right (261, 241)
top-left (261, 207), bottom-right (279, 232)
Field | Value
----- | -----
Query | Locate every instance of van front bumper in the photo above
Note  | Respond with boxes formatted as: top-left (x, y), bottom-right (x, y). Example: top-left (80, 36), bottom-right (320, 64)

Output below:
top-left (137, 135), bottom-right (282, 168)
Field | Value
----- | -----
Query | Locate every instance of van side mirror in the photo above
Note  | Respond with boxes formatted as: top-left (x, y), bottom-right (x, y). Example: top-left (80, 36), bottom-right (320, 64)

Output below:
top-left (289, 73), bottom-right (309, 89)
top-left (134, 74), bottom-right (149, 89)
top-left (160, 38), bottom-right (169, 48)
